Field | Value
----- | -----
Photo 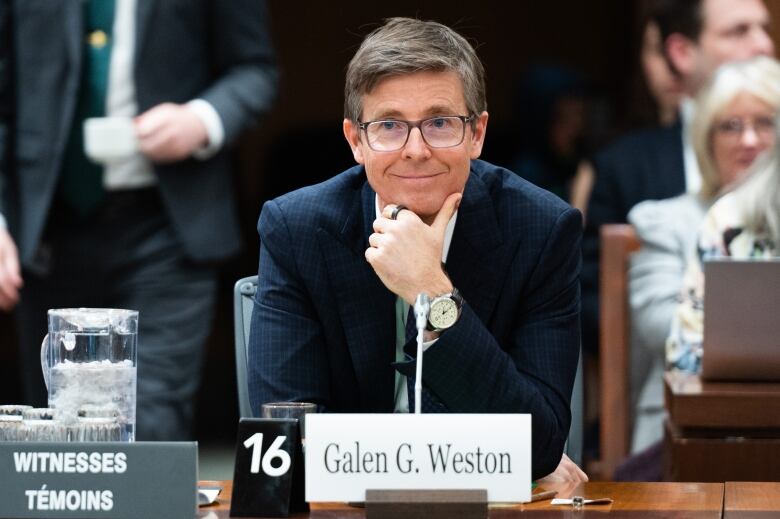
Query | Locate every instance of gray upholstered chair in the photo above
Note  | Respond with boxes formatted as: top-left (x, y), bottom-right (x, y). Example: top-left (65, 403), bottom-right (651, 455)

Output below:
top-left (233, 275), bottom-right (258, 418)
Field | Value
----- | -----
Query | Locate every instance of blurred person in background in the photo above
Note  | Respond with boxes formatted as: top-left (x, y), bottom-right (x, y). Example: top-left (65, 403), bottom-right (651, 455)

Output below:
top-left (570, 15), bottom-right (685, 219)
top-left (628, 56), bottom-right (780, 461)
top-left (0, 0), bottom-right (277, 440)
top-left (580, 0), bottom-right (772, 380)
top-left (641, 19), bottom-right (686, 128)
top-left (511, 65), bottom-right (591, 202)
top-left (667, 113), bottom-right (780, 375)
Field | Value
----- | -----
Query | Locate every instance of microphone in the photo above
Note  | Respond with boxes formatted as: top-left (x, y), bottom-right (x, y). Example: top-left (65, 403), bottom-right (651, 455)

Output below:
top-left (413, 293), bottom-right (430, 414)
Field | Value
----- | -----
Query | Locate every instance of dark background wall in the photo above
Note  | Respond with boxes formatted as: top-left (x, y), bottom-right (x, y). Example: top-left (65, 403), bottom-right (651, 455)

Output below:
top-left (238, 1), bottom-right (636, 205)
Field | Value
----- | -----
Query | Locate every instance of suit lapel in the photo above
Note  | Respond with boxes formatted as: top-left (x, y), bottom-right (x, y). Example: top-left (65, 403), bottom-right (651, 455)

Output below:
top-left (668, 120), bottom-right (687, 193)
top-left (446, 171), bottom-right (505, 325)
top-left (317, 181), bottom-right (396, 411)
top-left (62, 1), bottom-right (82, 75)
top-left (134, 0), bottom-right (157, 67)
top-left (53, 1), bottom-right (83, 162)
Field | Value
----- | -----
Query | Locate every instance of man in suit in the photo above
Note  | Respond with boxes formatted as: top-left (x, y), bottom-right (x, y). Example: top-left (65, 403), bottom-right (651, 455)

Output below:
top-left (581, 0), bottom-right (773, 356)
top-left (0, 0), bottom-right (277, 440)
top-left (249, 17), bottom-right (582, 480)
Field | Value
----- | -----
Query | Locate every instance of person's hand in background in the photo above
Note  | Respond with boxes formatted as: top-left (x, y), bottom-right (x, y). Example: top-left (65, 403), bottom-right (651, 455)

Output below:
top-left (136, 103), bottom-right (209, 163)
top-left (0, 227), bottom-right (22, 311)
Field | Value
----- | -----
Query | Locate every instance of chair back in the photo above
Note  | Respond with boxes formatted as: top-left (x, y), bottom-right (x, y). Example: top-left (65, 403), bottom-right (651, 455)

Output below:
top-left (566, 347), bottom-right (584, 467)
top-left (234, 275), bottom-right (258, 418)
top-left (597, 224), bottom-right (640, 479)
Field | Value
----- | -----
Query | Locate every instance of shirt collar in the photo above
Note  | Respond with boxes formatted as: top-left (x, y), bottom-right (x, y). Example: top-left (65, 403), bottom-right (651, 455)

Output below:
top-left (680, 96), bottom-right (696, 130)
top-left (680, 96), bottom-right (703, 195)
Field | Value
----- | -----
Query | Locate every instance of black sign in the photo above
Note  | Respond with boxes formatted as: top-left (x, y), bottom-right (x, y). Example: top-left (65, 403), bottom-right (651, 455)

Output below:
top-left (230, 418), bottom-right (303, 518)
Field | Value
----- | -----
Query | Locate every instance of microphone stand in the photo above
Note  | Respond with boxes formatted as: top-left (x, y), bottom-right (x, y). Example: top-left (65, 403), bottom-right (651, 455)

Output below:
top-left (413, 293), bottom-right (430, 415)
top-left (366, 294), bottom-right (491, 516)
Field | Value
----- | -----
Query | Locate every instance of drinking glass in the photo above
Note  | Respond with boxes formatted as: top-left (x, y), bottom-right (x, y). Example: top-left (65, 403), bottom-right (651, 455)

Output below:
top-left (261, 402), bottom-right (316, 513)
top-left (261, 402), bottom-right (317, 443)
top-left (21, 408), bottom-right (69, 442)
top-left (0, 405), bottom-right (32, 441)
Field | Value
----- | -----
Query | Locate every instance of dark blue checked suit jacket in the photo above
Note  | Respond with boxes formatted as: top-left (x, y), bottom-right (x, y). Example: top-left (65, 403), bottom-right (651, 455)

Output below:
top-left (248, 159), bottom-right (582, 479)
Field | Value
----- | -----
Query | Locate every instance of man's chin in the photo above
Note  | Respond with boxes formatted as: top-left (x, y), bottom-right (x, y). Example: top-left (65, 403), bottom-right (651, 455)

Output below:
top-left (404, 201), bottom-right (442, 224)
top-left (376, 190), bottom-right (448, 223)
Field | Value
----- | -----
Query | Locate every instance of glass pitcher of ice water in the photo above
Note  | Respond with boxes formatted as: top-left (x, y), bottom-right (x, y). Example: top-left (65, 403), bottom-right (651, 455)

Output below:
top-left (40, 308), bottom-right (138, 441)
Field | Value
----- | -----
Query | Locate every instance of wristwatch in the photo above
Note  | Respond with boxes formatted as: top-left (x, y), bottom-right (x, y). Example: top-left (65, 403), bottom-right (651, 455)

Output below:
top-left (426, 288), bottom-right (464, 332)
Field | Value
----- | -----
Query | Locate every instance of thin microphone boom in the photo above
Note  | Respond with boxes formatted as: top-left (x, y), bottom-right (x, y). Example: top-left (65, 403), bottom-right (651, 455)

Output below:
top-left (413, 293), bottom-right (430, 415)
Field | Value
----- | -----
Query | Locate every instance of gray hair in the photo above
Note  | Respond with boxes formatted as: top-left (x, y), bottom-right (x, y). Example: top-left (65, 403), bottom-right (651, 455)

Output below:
top-left (732, 122), bottom-right (780, 243)
top-left (344, 17), bottom-right (486, 122)
top-left (691, 56), bottom-right (780, 200)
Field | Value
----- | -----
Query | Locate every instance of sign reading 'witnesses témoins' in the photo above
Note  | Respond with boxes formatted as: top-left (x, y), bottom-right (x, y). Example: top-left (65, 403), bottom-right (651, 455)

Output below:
top-left (305, 414), bottom-right (532, 503)
top-left (0, 442), bottom-right (197, 519)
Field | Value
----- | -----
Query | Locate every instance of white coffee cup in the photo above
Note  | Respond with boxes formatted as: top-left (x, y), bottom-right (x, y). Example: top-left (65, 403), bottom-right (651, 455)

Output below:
top-left (83, 117), bottom-right (138, 164)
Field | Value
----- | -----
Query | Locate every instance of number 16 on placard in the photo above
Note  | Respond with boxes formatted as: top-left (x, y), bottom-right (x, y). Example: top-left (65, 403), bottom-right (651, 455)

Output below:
top-left (243, 433), bottom-right (291, 477)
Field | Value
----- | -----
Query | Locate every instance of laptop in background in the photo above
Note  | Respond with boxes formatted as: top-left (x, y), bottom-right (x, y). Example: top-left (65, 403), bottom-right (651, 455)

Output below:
top-left (701, 259), bottom-right (780, 382)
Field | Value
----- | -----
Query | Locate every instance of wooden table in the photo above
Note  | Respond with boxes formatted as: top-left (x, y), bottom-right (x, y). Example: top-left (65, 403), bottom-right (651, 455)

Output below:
top-left (664, 372), bottom-right (780, 482)
top-left (197, 480), bottom-right (724, 518)
top-left (724, 482), bottom-right (780, 518)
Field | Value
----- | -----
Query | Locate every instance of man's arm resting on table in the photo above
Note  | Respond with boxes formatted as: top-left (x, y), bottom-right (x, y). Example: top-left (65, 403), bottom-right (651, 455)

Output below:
top-left (397, 208), bottom-right (583, 479)
top-left (538, 453), bottom-right (588, 483)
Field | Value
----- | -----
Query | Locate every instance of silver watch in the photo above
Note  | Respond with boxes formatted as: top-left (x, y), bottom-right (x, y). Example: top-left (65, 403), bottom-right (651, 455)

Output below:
top-left (427, 288), bottom-right (464, 332)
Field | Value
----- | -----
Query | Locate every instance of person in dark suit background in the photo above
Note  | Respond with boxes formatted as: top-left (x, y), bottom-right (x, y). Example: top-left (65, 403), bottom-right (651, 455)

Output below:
top-left (248, 17), bottom-right (584, 480)
top-left (580, 0), bottom-right (773, 360)
top-left (509, 64), bottom-right (591, 203)
top-left (0, 0), bottom-right (277, 440)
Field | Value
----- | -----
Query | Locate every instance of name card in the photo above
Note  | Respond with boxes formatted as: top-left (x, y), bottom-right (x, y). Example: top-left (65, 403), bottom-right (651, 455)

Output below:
top-left (305, 414), bottom-right (531, 503)
top-left (0, 442), bottom-right (196, 519)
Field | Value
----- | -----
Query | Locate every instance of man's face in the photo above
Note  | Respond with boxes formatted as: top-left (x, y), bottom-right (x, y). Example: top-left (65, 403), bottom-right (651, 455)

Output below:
top-left (343, 71), bottom-right (488, 222)
top-left (690, 0), bottom-right (774, 91)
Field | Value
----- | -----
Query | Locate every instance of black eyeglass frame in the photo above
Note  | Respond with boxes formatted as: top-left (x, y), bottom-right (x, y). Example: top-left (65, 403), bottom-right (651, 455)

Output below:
top-left (357, 115), bottom-right (475, 151)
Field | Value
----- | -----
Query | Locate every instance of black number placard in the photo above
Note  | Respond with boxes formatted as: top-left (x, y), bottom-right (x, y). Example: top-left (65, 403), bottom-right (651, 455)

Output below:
top-left (230, 418), bottom-right (299, 517)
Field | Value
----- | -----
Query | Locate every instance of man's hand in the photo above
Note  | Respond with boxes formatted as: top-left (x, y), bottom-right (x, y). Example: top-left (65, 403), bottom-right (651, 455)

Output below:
top-left (365, 193), bottom-right (461, 305)
top-left (135, 103), bottom-right (209, 163)
top-left (0, 228), bottom-right (22, 311)
top-left (536, 453), bottom-right (589, 483)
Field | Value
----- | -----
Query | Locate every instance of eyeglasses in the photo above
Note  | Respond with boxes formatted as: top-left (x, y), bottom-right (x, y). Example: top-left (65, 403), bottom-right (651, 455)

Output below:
top-left (358, 115), bottom-right (474, 152)
top-left (713, 116), bottom-right (776, 139)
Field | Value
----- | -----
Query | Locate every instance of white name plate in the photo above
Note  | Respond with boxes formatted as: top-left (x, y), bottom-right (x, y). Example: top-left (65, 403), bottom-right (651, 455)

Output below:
top-left (305, 414), bottom-right (531, 503)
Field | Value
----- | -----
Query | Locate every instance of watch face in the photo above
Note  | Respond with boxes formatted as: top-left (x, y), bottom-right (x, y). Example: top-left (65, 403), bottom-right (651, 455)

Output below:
top-left (429, 298), bottom-right (459, 329)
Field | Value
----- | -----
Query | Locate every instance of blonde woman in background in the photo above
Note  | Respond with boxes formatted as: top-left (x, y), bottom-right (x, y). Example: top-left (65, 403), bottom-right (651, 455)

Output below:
top-left (668, 106), bottom-right (780, 375)
top-left (627, 56), bottom-right (780, 455)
